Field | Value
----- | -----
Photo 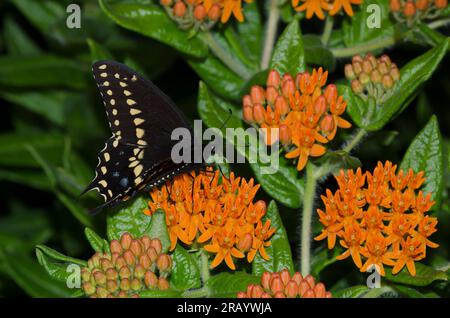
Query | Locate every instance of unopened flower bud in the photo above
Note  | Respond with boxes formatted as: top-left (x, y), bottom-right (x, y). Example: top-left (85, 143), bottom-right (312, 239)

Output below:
top-left (320, 114), bottom-right (335, 134)
top-left (243, 106), bottom-right (254, 123)
top-left (291, 272), bottom-right (303, 285)
top-left (158, 277), bottom-right (170, 290)
top-left (119, 266), bottom-right (131, 279)
top-left (237, 292), bottom-right (247, 298)
top-left (377, 62), bottom-right (389, 75)
top-left (81, 268), bottom-right (91, 282)
top-left (147, 247), bottom-right (158, 262)
top-left (261, 272), bottom-right (272, 290)
top-left (173, 1), bottom-right (186, 17)
top-left (96, 287), bottom-right (109, 298)
top-left (237, 233), bottom-right (253, 252)
top-left (130, 240), bottom-right (143, 257)
top-left (207, 4), bottom-right (221, 21)
top-left (273, 291), bottom-right (286, 298)
top-left (367, 54), bottom-right (377, 68)
top-left (281, 78), bottom-right (295, 97)
top-left (242, 94), bottom-right (252, 107)
top-left (134, 264), bottom-right (146, 279)
top-left (160, 0), bottom-right (173, 6)
top-left (261, 292), bottom-right (271, 298)
top-left (156, 254), bottom-right (173, 273)
top-left (120, 233), bottom-right (132, 250)
top-left (101, 259), bottom-right (113, 271)
top-left (389, 0), bottom-right (401, 12)
top-left (344, 64), bottom-right (356, 80)
top-left (304, 275), bottom-right (315, 288)
top-left (270, 277), bottom-right (284, 293)
top-left (83, 282), bottom-right (96, 295)
top-left (435, 0), bottom-right (448, 9)
top-left (352, 55), bottom-right (363, 64)
top-left (110, 240), bottom-right (122, 254)
top-left (390, 67), bottom-right (400, 81)
top-left (131, 278), bottom-right (142, 291)
top-left (279, 124), bottom-right (291, 145)
top-left (313, 96), bottom-right (327, 115)
top-left (274, 96), bottom-right (289, 115)
top-left (93, 271), bottom-right (106, 286)
top-left (415, 0), bottom-right (428, 10)
top-left (370, 69), bottom-right (382, 83)
top-left (359, 72), bottom-right (370, 85)
top-left (105, 268), bottom-right (118, 280)
top-left (382, 75), bottom-right (394, 89)
top-left (123, 250), bottom-right (136, 267)
top-left (194, 5), bottom-right (207, 21)
top-left (144, 271), bottom-right (158, 289)
top-left (267, 70), bottom-right (281, 87)
top-left (252, 104), bottom-right (265, 125)
top-left (403, 1), bottom-right (416, 17)
top-left (251, 285), bottom-right (264, 298)
top-left (150, 239), bottom-right (163, 255)
top-left (285, 280), bottom-right (299, 298)
top-left (362, 60), bottom-right (373, 74)
top-left (314, 282), bottom-right (326, 298)
top-left (299, 280), bottom-right (310, 296)
top-left (120, 278), bottom-right (131, 292)
top-left (353, 62), bottom-right (362, 75)
top-left (351, 79), bottom-right (364, 94)
top-left (266, 86), bottom-right (278, 104)
top-left (106, 279), bottom-right (119, 293)
top-left (141, 235), bottom-right (151, 250)
top-left (250, 86), bottom-right (265, 104)
top-left (279, 269), bottom-right (291, 286)
top-left (115, 256), bottom-right (127, 270)
top-left (302, 289), bottom-right (316, 298)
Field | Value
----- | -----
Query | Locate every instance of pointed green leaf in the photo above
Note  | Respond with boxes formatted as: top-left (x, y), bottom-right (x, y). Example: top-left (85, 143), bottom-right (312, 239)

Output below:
top-left (170, 246), bottom-right (201, 290)
top-left (146, 210), bottom-right (170, 254)
top-left (206, 272), bottom-right (260, 298)
top-left (385, 262), bottom-right (448, 287)
top-left (270, 19), bottom-right (305, 75)
top-left (334, 285), bottom-right (369, 298)
top-left (84, 227), bottom-right (106, 253)
top-left (400, 116), bottom-right (444, 206)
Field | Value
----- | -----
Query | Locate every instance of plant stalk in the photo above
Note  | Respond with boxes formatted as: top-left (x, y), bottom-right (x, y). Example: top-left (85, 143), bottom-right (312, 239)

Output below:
top-left (203, 32), bottom-right (252, 80)
top-left (321, 16), bottom-right (334, 45)
top-left (300, 162), bottom-right (317, 276)
top-left (343, 128), bottom-right (367, 153)
top-left (182, 286), bottom-right (210, 298)
top-left (261, 0), bottom-right (280, 70)
top-left (200, 249), bottom-right (210, 283)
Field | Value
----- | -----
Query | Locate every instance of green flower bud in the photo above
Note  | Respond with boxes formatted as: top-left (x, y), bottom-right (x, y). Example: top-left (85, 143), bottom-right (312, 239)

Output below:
top-left (359, 72), bottom-right (370, 85)
top-left (96, 287), bottom-right (109, 298)
top-left (82, 282), bottom-right (96, 296)
top-left (106, 279), bottom-right (119, 293)
top-left (382, 75), bottom-right (394, 89)
top-left (131, 278), bottom-right (142, 291)
top-left (119, 266), bottom-right (131, 279)
top-left (156, 254), bottom-right (172, 273)
top-left (144, 271), bottom-right (158, 289)
top-left (344, 64), bottom-right (356, 80)
top-left (370, 69), bottom-right (382, 83)
top-left (120, 278), bottom-right (131, 292)
top-left (105, 268), bottom-right (119, 280)
top-left (93, 271), bottom-right (107, 286)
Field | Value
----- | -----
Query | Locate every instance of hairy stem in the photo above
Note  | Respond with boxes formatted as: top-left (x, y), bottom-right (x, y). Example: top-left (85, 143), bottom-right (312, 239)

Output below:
top-left (427, 17), bottom-right (450, 30)
top-left (260, 0), bottom-right (280, 70)
top-left (182, 286), bottom-right (209, 298)
top-left (200, 249), bottom-right (210, 283)
top-left (321, 16), bottom-right (334, 45)
top-left (203, 32), bottom-right (252, 80)
top-left (343, 128), bottom-right (367, 153)
top-left (300, 162), bottom-right (317, 276)
top-left (331, 36), bottom-right (396, 58)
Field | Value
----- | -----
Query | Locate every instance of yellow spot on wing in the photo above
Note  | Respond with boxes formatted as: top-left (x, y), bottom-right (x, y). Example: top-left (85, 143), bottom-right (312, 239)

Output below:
top-left (134, 118), bottom-right (145, 126)
top-left (136, 128), bottom-right (145, 138)
top-left (127, 99), bottom-right (136, 106)
top-left (99, 180), bottom-right (108, 187)
top-left (104, 153), bottom-right (110, 162)
top-left (130, 108), bottom-right (141, 115)
top-left (99, 64), bottom-right (107, 70)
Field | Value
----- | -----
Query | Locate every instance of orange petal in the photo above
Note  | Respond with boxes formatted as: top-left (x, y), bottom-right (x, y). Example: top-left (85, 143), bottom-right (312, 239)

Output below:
top-left (310, 144), bottom-right (326, 157)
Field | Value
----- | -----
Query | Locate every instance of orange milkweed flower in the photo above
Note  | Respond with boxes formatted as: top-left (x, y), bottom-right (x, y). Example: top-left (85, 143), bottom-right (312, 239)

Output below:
top-left (145, 168), bottom-right (275, 270)
top-left (315, 161), bottom-right (439, 277)
top-left (292, 0), bottom-right (363, 19)
top-left (242, 69), bottom-right (351, 172)
top-left (329, 0), bottom-right (363, 16)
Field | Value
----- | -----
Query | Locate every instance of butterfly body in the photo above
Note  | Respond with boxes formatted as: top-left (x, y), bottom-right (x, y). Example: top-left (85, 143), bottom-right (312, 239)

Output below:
top-left (82, 60), bottom-right (201, 212)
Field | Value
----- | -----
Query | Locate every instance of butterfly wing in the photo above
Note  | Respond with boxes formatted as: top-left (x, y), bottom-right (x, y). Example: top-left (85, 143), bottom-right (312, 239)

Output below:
top-left (82, 61), bottom-right (193, 210)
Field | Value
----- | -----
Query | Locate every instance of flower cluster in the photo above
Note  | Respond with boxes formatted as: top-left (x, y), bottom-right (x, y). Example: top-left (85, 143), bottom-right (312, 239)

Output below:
top-left (144, 169), bottom-right (275, 270)
top-left (242, 68), bottom-right (351, 171)
top-left (81, 233), bottom-right (172, 298)
top-left (160, 0), bottom-right (252, 30)
top-left (390, 0), bottom-right (448, 26)
top-left (292, 0), bottom-right (363, 19)
top-left (315, 161), bottom-right (439, 276)
top-left (237, 269), bottom-right (332, 298)
top-left (345, 54), bottom-right (400, 104)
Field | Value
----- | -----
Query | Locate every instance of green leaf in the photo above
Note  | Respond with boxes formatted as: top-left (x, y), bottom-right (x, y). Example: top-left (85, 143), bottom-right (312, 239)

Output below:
top-left (36, 245), bottom-right (87, 267)
top-left (393, 285), bottom-right (439, 298)
top-left (99, 0), bottom-right (207, 57)
top-left (0, 169), bottom-right (52, 191)
top-left (0, 248), bottom-right (76, 297)
top-left (236, 1), bottom-right (262, 66)
top-left (303, 35), bottom-right (335, 70)
top-left (252, 201), bottom-right (294, 276)
top-left (87, 38), bottom-right (114, 62)
top-left (341, 39), bottom-right (449, 131)
top-left (333, 285), bottom-right (369, 298)
top-left (341, 0), bottom-right (394, 49)
top-left (415, 23), bottom-right (447, 46)
top-left (36, 249), bottom-right (77, 285)
top-left (84, 227), bottom-right (106, 253)
top-left (270, 19), bottom-right (305, 75)
top-left (206, 272), bottom-right (260, 298)
top-left (385, 263), bottom-right (448, 287)
top-left (0, 55), bottom-right (88, 89)
top-left (197, 82), bottom-right (304, 209)
top-left (3, 16), bottom-right (41, 55)
top-left (106, 195), bottom-right (151, 241)
top-left (146, 210), bottom-right (171, 254)
top-left (310, 246), bottom-right (342, 277)
top-left (400, 116), bottom-right (444, 206)
top-left (188, 54), bottom-right (246, 101)
top-left (170, 246), bottom-right (201, 290)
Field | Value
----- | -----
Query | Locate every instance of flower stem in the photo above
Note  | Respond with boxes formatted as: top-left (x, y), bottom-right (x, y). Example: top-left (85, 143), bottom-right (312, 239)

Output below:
top-left (427, 17), bottom-right (450, 30)
top-left (183, 286), bottom-right (210, 298)
top-left (300, 162), bottom-right (317, 276)
top-left (321, 16), bottom-right (334, 45)
top-left (200, 249), bottom-right (210, 283)
top-left (260, 0), bottom-right (280, 70)
top-left (343, 128), bottom-right (367, 153)
top-left (330, 36), bottom-right (396, 58)
top-left (203, 32), bottom-right (252, 80)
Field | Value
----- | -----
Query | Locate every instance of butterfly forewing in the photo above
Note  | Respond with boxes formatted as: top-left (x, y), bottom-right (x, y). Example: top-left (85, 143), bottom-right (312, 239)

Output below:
top-left (83, 61), bottom-right (195, 211)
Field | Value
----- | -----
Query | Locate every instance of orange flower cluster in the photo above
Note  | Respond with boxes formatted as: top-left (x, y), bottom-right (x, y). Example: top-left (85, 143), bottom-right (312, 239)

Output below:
top-left (390, 0), bottom-right (448, 26)
top-left (315, 161), bottom-right (439, 277)
top-left (237, 269), bottom-right (332, 298)
top-left (144, 169), bottom-right (276, 270)
top-left (242, 68), bottom-right (351, 171)
top-left (292, 0), bottom-right (363, 19)
top-left (160, 0), bottom-right (252, 30)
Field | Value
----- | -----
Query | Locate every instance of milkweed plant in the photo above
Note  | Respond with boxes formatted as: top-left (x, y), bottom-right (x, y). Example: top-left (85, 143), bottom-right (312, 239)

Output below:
top-left (0, 0), bottom-right (449, 299)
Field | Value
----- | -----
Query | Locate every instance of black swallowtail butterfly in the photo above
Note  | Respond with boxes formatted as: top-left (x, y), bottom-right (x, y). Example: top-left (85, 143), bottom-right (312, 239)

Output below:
top-left (82, 60), bottom-right (201, 212)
